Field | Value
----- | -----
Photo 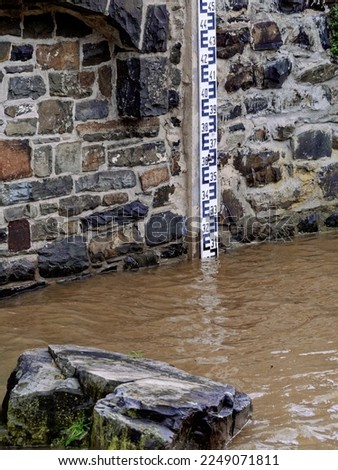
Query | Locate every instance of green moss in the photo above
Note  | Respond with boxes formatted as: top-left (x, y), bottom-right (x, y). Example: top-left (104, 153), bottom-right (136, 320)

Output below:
top-left (329, 6), bottom-right (338, 57)
top-left (108, 430), bottom-right (147, 450)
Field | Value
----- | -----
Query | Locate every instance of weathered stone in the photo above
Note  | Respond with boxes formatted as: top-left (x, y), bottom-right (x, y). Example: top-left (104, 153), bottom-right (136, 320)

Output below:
top-left (168, 89), bottom-right (180, 109)
top-left (293, 26), bottom-right (312, 49)
top-left (55, 12), bottom-right (92, 38)
top-left (297, 214), bottom-right (319, 233)
top-left (140, 167), bottom-right (170, 191)
top-left (153, 185), bottom-right (175, 208)
top-left (219, 102), bottom-right (242, 121)
top-left (5, 65), bottom-right (34, 74)
top-left (251, 21), bottom-right (283, 51)
top-left (55, 142), bottom-right (82, 175)
top-left (0, 258), bottom-right (36, 285)
top-left (109, 0), bottom-right (143, 48)
top-left (0, 228), bottom-right (7, 243)
top-left (98, 65), bottom-right (112, 98)
top-left (314, 14), bottom-right (330, 50)
top-left (4, 104), bottom-right (34, 118)
top-left (142, 5), bottom-right (169, 52)
top-left (262, 57), bottom-right (292, 89)
top-left (292, 129), bottom-right (332, 160)
top-left (82, 41), bottom-right (110, 66)
top-left (297, 64), bottom-right (338, 84)
top-left (234, 150), bottom-right (281, 187)
top-left (102, 192), bottom-right (129, 207)
top-left (230, 0), bottom-right (248, 10)
top-left (75, 100), bottom-right (109, 122)
top-left (40, 202), bottom-right (58, 216)
top-left (76, 170), bottom-right (136, 193)
top-left (49, 71), bottom-right (95, 98)
top-left (271, 123), bottom-right (296, 141)
top-left (59, 195), bottom-right (101, 217)
top-left (225, 63), bottom-right (255, 93)
top-left (0, 140), bottom-right (32, 182)
top-left (30, 176), bottom-right (73, 201)
top-left (31, 218), bottom-right (60, 242)
top-left (38, 100), bottom-right (73, 134)
top-left (82, 145), bottom-right (105, 172)
top-left (108, 141), bottom-right (166, 167)
top-left (5, 119), bottom-right (37, 137)
top-left (0, 16), bottom-right (21, 36)
top-left (76, 117), bottom-right (160, 142)
top-left (38, 236), bottom-right (89, 278)
top-left (160, 243), bottom-right (185, 259)
top-left (2, 348), bottom-right (88, 446)
top-left (319, 164), bottom-right (338, 199)
top-left (217, 28), bottom-right (250, 59)
top-left (10, 45), bottom-right (33, 62)
top-left (36, 42), bottom-right (79, 70)
top-left (0, 42), bottom-right (10, 61)
top-left (4, 204), bottom-right (38, 222)
top-left (116, 57), bottom-right (168, 117)
top-left (1, 182), bottom-right (31, 206)
top-left (221, 189), bottom-right (244, 225)
top-left (82, 201), bottom-right (148, 230)
top-left (8, 76), bottom-right (46, 100)
top-left (170, 68), bottom-right (181, 87)
top-left (146, 211), bottom-right (185, 246)
top-left (8, 219), bottom-right (31, 252)
top-left (33, 145), bottom-right (53, 178)
top-left (62, 0), bottom-right (108, 15)
top-left (124, 251), bottom-right (159, 270)
top-left (325, 213), bottom-right (338, 227)
top-left (245, 95), bottom-right (269, 114)
top-left (23, 13), bottom-right (54, 38)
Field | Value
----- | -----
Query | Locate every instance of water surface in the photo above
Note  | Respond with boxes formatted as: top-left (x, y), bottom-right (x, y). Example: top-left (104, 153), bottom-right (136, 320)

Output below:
top-left (1, 233), bottom-right (338, 449)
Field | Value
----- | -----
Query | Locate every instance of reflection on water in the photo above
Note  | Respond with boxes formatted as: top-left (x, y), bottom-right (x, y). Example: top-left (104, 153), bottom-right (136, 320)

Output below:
top-left (1, 233), bottom-right (338, 449)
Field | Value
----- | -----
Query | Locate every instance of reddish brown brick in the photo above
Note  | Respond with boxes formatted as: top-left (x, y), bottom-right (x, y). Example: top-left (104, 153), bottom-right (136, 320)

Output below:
top-left (102, 192), bottom-right (129, 206)
top-left (0, 140), bottom-right (32, 182)
top-left (82, 145), bottom-right (105, 172)
top-left (36, 41), bottom-right (80, 70)
top-left (140, 166), bottom-right (170, 191)
top-left (8, 219), bottom-right (31, 252)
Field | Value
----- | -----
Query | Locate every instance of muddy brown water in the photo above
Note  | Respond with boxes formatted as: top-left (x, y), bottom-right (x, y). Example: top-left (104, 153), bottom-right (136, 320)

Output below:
top-left (1, 232), bottom-right (338, 449)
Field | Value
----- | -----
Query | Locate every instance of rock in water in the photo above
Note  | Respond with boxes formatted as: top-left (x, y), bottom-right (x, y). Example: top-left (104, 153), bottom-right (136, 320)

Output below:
top-left (0, 345), bottom-right (252, 449)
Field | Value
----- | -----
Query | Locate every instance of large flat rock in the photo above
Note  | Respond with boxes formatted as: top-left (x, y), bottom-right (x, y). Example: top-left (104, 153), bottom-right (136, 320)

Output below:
top-left (1, 345), bottom-right (252, 449)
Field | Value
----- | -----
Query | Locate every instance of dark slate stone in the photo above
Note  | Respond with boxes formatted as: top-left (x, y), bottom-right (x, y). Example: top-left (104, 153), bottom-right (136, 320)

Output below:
top-left (230, 0), bottom-right (248, 10)
top-left (75, 170), bottom-right (136, 193)
top-left (10, 45), bottom-right (33, 62)
top-left (0, 282), bottom-right (46, 300)
top-left (55, 13), bottom-right (92, 38)
top-left (142, 5), bottom-right (169, 53)
top-left (278, 0), bottom-right (306, 13)
top-left (245, 96), bottom-right (269, 114)
top-left (234, 150), bottom-right (281, 187)
top-left (8, 76), bottom-right (46, 100)
top-left (262, 57), bottom-right (292, 89)
top-left (292, 129), bottom-right (332, 160)
top-left (314, 14), bottom-right (331, 51)
top-left (8, 259), bottom-right (36, 283)
top-left (225, 63), bottom-right (255, 93)
top-left (146, 211), bottom-right (185, 246)
top-left (319, 164), bottom-right (338, 199)
top-left (109, 0), bottom-right (143, 48)
top-left (59, 195), bottom-right (101, 217)
top-left (293, 27), bottom-right (311, 49)
top-left (1, 182), bottom-right (31, 206)
top-left (170, 43), bottom-right (182, 65)
top-left (82, 200), bottom-right (148, 230)
top-left (82, 41), bottom-right (110, 67)
top-left (168, 90), bottom-right (179, 109)
top-left (325, 213), bottom-right (338, 227)
top-left (30, 176), bottom-right (73, 201)
top-left (5, 65), bottom-right (34, 74)
top-left (23, 14), bottom-right (54, 39)
top-left (297, 214), bottom-right (319, 233)
top-left (63, 0), bottom-right (108, 14)
top-left (38, 236), bottom-right (89, 278)
top-left (117, 57), bottom-right (168, 118)
top-left (217, 28), bottom-right (250, 60)
top-left (251, 21), bottom-right (283, 51)
top-left (160, 243), bottom-right (185, 259)
top-left (123, 252), bottom-right (159, 270)
top-left (0, 16), bottom-right (21, 36)
top-left (115, 243), bottom-right (143, 256)
top-left (229, 123), bottom-right (245, 133)
top-left (0, 228), bottom-right (7, 242)
top-left (75, 100), bottom-right (109, 121)
top-left (8, 219), bottom-right (31, 252)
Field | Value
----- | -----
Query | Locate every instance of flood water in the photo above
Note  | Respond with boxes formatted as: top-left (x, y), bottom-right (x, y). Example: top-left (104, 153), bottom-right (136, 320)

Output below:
top-left (1, 232), bottom-right (338, 449)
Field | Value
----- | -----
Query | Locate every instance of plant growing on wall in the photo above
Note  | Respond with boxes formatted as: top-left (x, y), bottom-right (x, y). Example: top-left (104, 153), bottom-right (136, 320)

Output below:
top-left (329, 5), bottom-right (338, 57)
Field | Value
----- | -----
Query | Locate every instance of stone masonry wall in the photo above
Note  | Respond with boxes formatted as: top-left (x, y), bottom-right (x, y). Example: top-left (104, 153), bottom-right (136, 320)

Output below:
top-left (0, 0), bottom-right (188, 298)
top-left (217, 0), bottom-right (338, 245)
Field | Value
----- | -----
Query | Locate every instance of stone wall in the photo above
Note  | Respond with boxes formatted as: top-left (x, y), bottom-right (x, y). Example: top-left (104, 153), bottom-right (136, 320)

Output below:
top-left (217, 0), bottom-right (338, 245)
top-left (0, 0), bottom-right (188, 297)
